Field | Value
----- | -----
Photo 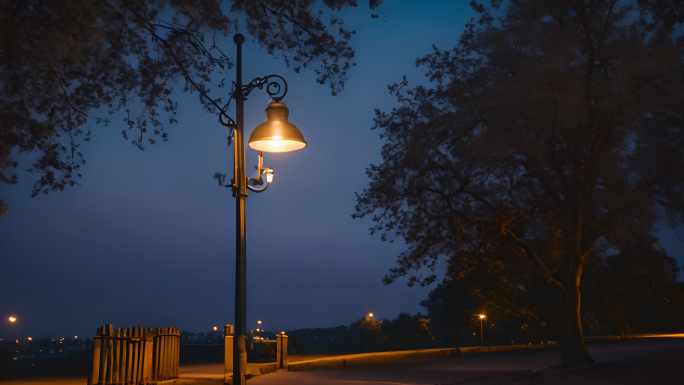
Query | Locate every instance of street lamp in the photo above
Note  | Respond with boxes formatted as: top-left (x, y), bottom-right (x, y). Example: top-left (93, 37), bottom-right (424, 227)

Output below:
top-left (478, 314), bottom-right (486, 346)
top-left (218, 34), bottom-right (307, 385)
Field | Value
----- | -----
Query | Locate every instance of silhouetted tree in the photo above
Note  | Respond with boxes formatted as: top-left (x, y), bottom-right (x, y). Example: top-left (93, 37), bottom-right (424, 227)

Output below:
top-left (286, 325), bottom-right (350, 354)
top-left (381, 313), bottom-right (435, 350)
top-left (600, 232), bottom-right (682, 334)
top-left (347, 316), bottom-right (386, 352)
top-left (0, 0), bottom-right (383, 209)
top-left (354, 0), bottom-right (684, 366)
top-left (420, 249), bottom-right (562, 346)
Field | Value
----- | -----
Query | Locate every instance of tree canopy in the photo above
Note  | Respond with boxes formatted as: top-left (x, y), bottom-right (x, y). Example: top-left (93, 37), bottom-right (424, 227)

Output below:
top-left (354, 0), bottom-right (684, 366)
top-left (0, 0), bottom-right (382, 211)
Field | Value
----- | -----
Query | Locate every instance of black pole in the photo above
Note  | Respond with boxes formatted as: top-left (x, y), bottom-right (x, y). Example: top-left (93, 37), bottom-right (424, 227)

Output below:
top-left (233, 33), bottom-right (247, 385)
top-left (480, 317), bottom-right (484, 346)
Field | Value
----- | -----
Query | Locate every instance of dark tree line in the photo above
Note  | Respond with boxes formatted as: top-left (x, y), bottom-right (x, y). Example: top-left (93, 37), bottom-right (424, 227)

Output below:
top-left (286, 246), bottom-right (682, 355)
top-left (421, 236), bottom-right (684, 347)
top-left (287, 314), bottom-right (435, 355)
top-left (354, 0), bottom-right (684, 366)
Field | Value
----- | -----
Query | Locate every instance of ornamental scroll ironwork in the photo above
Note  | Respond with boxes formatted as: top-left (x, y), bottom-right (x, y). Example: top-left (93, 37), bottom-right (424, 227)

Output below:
top-left (218, 74), bottom-right (288, 130)
top-left (237, 74), bottom-right (288, 103)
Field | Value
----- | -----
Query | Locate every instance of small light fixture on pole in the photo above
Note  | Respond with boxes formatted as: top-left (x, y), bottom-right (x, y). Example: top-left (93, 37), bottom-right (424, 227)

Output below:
top-left (478, 314), bottom-right (486, 346)
top-left (218, 33), bottom-right (307, 385)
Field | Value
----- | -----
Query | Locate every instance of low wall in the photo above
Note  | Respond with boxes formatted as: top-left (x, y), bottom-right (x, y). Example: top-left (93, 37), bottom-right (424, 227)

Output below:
top-left (458, 342), bottom-right (556, 354)
top-left (287, 343), bottom-right (558, 372)
top-left (287, 348), bottom-right (458, 371)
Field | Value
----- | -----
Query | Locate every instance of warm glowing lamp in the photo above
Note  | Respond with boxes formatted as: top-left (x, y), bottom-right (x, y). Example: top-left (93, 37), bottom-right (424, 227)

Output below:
top-left (8, 316), bottom-right (16, 323)
top-left (479, 314), bottom-right (486, 319)
top-left (248, 102), bottom-right (307, 153)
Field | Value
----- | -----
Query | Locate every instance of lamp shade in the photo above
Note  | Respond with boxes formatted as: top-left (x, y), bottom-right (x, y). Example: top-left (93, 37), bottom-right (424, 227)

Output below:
top-left (248, 102), bottom-right (307, 152)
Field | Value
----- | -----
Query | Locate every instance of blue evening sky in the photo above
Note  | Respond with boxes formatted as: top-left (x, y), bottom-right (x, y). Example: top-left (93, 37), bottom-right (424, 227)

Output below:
top-left (1, 1), bottom-right (682, 340)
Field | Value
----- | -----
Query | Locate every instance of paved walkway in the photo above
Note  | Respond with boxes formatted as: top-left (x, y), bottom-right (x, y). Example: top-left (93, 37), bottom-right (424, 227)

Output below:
top-left (2, 335), bottom-right (683, 384)
top-left (171, 335), bottom-right (684, 385)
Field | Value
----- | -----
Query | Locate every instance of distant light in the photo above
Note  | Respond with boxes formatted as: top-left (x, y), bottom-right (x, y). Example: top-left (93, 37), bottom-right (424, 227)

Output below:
top-left (8, 316), bottom-right (16, 323)
top-left (369, 313), bottom-right (373, 318)
top-left (27, 337), bottom-right (32, 341)
top-left (213, 326), bottom-right (218, 331)
top-left (74, 336), bottom-right (78, 339)
top-left (479, 314), bottom-right (486, 319)
top-left (257, 320), bottom-right (262, 325)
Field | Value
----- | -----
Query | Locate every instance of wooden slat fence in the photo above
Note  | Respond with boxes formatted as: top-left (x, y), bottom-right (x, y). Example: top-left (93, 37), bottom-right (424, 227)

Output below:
top-left (88, 324), bottom-right (180, 385)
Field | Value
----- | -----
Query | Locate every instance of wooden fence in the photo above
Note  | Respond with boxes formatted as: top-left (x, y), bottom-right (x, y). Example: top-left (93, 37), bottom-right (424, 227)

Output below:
top-left (88, 324), bottom-right (180, 385)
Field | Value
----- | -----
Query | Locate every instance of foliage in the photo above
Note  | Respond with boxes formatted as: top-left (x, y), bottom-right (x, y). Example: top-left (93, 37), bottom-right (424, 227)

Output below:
top-left (0, 0), bottom-right (383, 206)
top-left (586, 232), bottom-right (684, 335)
top-left (380, 312), bottom-right (435, 350)
top-left (421, 233), bottom-right (684, 346)
top-left (354, 0), bottom-right (684, 366)
top-left (287, 313), bottom-right (435, 354)
top-left (420, 251), bottom-right (563, 346)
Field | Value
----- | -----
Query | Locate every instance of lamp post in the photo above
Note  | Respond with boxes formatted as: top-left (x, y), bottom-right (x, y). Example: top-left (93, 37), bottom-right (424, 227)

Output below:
top-left (478, 314), bottom-right (486, 346)
top-left (219, 34), bottom-right (307, 385)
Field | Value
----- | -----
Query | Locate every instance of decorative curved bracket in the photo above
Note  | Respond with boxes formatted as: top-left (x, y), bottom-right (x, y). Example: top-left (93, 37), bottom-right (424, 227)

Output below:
top-left (246, 151), bottom-right (273, 193)
top-left (218, 74), bottom-right (288, 131)
top-left (236, 74), bottom-right (288, 103)
top-left (247, 176), bottom-right (269, 193)
top-left (219, 101), bottom-right (236, 129)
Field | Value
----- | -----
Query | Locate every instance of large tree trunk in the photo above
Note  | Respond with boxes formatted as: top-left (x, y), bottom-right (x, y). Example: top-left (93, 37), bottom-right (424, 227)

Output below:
top-left (560, 283), bottom-right (594, 367)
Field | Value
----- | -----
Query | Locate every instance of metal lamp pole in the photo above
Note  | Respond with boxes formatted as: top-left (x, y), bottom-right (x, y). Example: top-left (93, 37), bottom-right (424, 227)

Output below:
top-left (233, 33), bottom-right (248, 385)
top-left (220, 34), bottom-right (307, 385)
top-left (479, 314), bottom-right (486, 346)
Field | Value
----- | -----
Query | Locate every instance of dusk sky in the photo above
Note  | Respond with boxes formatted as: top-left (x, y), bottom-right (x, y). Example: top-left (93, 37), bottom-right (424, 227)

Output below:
top-left (1, 1), bottom-right (682, 341)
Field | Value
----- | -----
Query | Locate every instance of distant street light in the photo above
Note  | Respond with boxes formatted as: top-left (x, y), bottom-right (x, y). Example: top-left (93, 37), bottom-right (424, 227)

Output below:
top-left (218, 34), bottom-right (307, 385)
top-left (478, 314), bottom-right (486, 346)
top-left (8, 316), bottom-right (16, 323)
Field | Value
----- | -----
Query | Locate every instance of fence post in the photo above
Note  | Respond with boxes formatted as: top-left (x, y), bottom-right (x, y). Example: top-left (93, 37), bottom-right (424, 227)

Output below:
top-left (118, 328), bottom-right (126, 383)
top-left (141, 328), bottom-right (155, 383)
top-left (88, 327), bottom-right (102, 385)
top-left (277, 332), bottom-right (288, 370)
top-left (123, 328), bottom-right (132, 384)
top-left (132, 327), bottom-right (141, 383)
top-left (105, 324), bottom-right (114, 385)
top-left (161, 327), bottom-right (169, 381)
top-left (224, 324), bottom-right (234, 383)
top-left (88, 324), bottom-right (180, 385)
